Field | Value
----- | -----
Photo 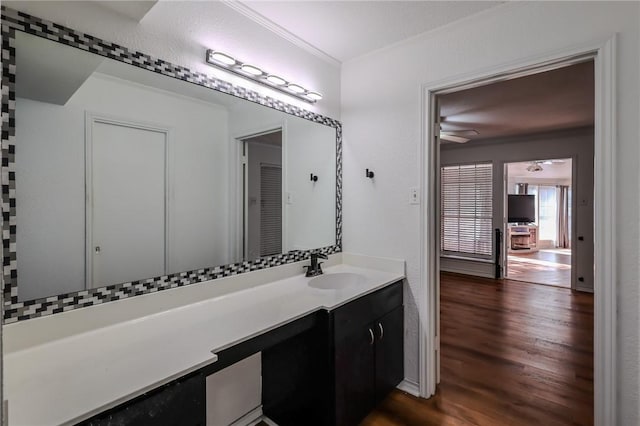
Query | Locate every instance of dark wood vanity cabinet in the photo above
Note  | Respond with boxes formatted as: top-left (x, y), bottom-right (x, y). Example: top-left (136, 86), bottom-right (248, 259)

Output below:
top-left (374, 306), bottom-right (405, 404)
top-left (80, 281), bottom-right (403, 426)
top-left (332, 281), bottom-right (404, 426)
top-left (81, 373), bottom-right (206, 426)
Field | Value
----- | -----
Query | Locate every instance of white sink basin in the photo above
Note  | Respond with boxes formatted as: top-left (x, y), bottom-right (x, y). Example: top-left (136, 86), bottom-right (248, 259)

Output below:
top-left (308, 272), bottom-right (366, 290)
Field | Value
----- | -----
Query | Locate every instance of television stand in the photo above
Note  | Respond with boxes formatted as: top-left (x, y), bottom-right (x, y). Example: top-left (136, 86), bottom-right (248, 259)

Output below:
top-left (507, 224), bottom-right (538, 253)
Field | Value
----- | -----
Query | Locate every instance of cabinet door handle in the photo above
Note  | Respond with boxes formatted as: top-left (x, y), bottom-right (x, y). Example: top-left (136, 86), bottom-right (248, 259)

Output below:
top-left (377, 322), bottom-right (384, 340)
top-left (368, 328), bottom-right (375, 345)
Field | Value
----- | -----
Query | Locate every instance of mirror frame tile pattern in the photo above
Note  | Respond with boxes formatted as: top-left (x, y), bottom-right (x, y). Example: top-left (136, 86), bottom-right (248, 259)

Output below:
top-left (0, 7), bottom-right (342, 323)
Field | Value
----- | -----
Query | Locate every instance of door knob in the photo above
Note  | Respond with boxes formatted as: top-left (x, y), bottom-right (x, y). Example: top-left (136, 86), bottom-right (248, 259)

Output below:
top-left (95, 246), bottom-right (101, 254)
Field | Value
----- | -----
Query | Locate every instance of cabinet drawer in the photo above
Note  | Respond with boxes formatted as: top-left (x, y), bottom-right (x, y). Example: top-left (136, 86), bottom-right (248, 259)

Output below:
top-left (333, 281), bottom-right (402, 342)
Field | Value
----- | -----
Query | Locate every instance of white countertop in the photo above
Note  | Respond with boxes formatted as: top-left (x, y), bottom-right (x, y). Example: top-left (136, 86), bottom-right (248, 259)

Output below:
top-left (3, 254), bottom-right (404, 425)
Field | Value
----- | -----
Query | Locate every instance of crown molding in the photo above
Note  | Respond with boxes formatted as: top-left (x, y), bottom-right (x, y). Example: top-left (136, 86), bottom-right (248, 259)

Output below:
top-left (221, 0), bottom-right (341, 68)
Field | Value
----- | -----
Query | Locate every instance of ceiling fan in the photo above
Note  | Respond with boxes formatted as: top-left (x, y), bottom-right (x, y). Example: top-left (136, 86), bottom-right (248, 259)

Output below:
top-left (526, 161), bottom-right (544, 172)
top-left (439, 129), bottom-right (479, 143)
top-left (526, 158), bottom-right (566, 172)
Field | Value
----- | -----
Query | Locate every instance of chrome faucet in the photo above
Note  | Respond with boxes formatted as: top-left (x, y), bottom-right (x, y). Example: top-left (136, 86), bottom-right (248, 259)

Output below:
top-left (304, 251), bottom-right (328, 277)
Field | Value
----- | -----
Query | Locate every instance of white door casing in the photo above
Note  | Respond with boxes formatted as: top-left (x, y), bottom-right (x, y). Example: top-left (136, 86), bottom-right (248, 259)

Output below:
top-left (420, 36), bottom-right (616, 426)
top-left (232, 124), bottom-right (286, 261)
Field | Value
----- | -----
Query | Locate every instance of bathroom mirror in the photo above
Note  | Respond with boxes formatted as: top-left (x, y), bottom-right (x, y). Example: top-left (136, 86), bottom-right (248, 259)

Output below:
top-left (9, 27), bottom-right (339, 306)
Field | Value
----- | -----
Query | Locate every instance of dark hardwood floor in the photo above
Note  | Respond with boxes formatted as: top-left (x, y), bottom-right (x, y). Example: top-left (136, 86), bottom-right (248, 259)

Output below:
top-left (361, 272), bottom-right (594, 426)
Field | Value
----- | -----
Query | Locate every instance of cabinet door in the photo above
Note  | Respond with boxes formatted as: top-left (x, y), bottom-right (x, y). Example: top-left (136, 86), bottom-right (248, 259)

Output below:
top-left (82, 373), bottom-right (205, 426)
top-left (334, 325), bottom-right (375, 426)
top-left (374, 306), bottom-right (404, 405)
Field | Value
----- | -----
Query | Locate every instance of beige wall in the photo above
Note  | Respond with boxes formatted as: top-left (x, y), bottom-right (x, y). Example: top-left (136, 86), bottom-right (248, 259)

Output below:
top-left (440, 127), bottom-right (594, 291)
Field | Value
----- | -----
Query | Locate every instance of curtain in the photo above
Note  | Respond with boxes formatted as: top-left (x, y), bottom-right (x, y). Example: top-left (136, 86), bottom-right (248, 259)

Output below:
top-left (556, 185), bottom-right (570, 248)
top-left (516, 183), bottom-right (528, 195)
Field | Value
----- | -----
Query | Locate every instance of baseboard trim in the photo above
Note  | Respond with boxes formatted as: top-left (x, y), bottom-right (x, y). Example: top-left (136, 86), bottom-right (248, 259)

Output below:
top-left (251, 416), bottom-right (278, 426)
top-left (440, 267), bottom-right (494, 279)
top-left (231, 406), bottom-right (263, 426)
top-left (397, 379), bottom-right (421, 397)
top-left (440, 257), bottom-right (495, 279)
top-left (576, 284), bottom-right (594, 293)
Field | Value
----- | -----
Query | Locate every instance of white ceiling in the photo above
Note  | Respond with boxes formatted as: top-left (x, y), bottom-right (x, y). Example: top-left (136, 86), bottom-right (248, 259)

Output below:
top-left (16, 29), bottom-right (245, 109)
top-left (94, 1), bottom-right (158, 22)
top-left (6, 1), bottom-right (504, 66)
top-left (507, 159), bottom-right (572, 182)
top-left (244, 130), bottom-right (282, 147)
top-left (16, 31), bottom-right (104, 105)
top-left (236, 1), bottom-right (503, 63)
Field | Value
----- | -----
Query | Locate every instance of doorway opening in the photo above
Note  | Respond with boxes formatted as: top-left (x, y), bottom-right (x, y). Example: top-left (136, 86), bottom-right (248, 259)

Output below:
top-left (505, 158), bottom-right (574, 288)
top-left (239, 129), bottom-right (283, 260)
top-left (428, 57), bottom-right (597, 424)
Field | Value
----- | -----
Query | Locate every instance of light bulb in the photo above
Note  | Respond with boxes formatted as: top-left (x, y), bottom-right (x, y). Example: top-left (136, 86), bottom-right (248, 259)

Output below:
top-left (287, 84), bottom-right (305, 94)
top-left (240, 64), bottom-right (263, 76)
top-left (305, 91), bottom-right (323, 101)
top-left (266, 75), bottom-right (287, 86)
top-left (209, 51), bottom-right (236, 66)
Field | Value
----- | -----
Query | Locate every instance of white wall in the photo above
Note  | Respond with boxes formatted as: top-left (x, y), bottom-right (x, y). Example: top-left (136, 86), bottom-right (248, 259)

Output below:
top-left (15, 98), bottom-right (86, 299)
top-left (16, 75), bottom-right (229, 300)
top-left (341, 2), bottom-right (639, 422)
top-left (4, 1), bottom-right (341, 119)
top-left (285, 118), bottom-right (336, 251)
top-left (441, 128), bottom-right (593, 291)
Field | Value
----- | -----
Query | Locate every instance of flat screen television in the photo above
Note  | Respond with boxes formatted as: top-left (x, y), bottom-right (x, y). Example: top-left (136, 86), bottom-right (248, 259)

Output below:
top-left (508, 194), bottom-right (535, 223)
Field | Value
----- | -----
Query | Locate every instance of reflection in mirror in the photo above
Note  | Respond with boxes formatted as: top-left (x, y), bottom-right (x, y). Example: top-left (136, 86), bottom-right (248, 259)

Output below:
top-left (15, 31), bottom-right (337, 302)
top-left (241, 130), bottom-right (283, 260)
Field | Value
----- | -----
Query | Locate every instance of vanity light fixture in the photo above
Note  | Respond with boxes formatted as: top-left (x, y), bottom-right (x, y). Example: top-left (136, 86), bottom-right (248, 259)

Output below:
top-left (206, 49), bottom-right (323, 104)
top-left (287, 83), bottom-right (306, 94)
top-left (266, 75), bottom-right (287, 86)
top-left (305, 91), bottom-right (323, 101)
top-left (209, 51), bottom-right (236, 66)
top-left (240, 64), bottom-right (263, 76)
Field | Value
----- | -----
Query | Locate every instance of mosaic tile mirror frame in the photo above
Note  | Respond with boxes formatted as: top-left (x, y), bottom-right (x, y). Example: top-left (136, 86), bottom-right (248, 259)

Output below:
top-left (1, 7), bottom-right (343, 323)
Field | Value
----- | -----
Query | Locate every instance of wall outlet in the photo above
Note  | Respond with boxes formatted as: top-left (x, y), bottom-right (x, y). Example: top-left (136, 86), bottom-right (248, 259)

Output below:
top-left (410, 187), bottom-right (420, 205)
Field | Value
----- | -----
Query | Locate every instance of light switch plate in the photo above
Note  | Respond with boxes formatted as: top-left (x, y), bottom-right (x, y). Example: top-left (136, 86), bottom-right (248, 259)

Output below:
top-left (410, 187), bottom-right (420, 204)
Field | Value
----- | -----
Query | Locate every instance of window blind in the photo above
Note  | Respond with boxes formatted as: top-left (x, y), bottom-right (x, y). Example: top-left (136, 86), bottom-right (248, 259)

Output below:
top-left (260, 164), bottom-right (282, 257)
top-left (441, 163), bottom-right (493, 258)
